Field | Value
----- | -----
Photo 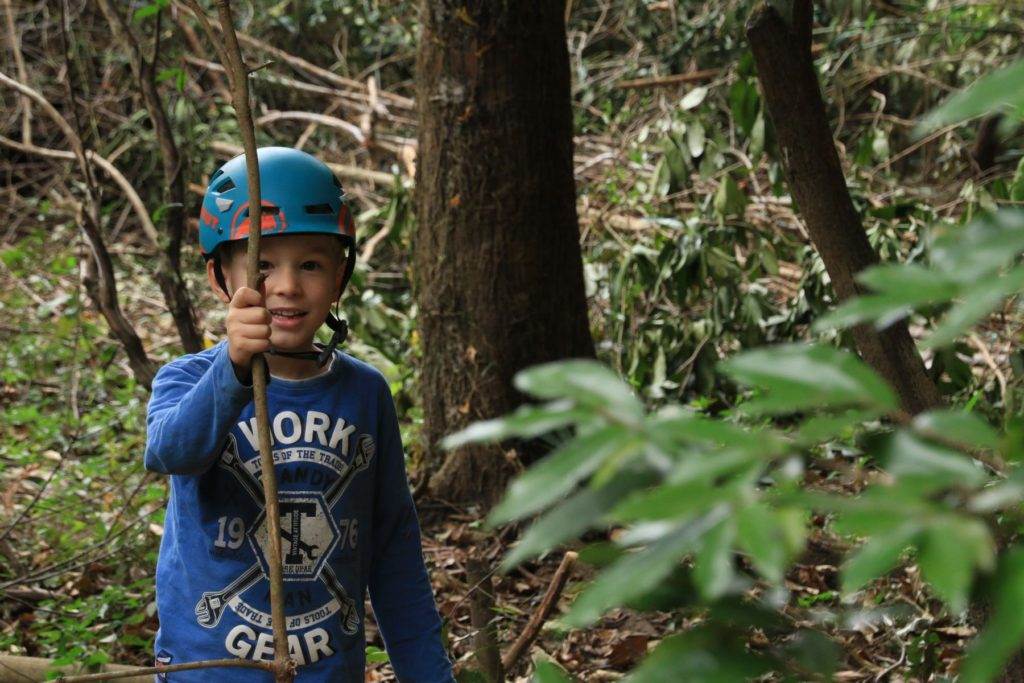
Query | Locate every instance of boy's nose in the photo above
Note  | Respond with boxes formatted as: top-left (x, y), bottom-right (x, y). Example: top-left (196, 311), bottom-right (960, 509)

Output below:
top-left (269, 267), bottom-right (301, 296)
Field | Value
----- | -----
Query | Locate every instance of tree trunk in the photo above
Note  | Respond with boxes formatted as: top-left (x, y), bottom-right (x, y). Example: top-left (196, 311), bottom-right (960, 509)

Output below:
top-left (414, 1), bottom-right (595, 506)
top-left (746, 0), bottom-right (942, 415)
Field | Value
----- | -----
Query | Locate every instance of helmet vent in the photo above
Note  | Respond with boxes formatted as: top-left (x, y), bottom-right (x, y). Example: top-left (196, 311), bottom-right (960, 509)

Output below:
top-left (211, 168), bottom-right (224, 181)
top-left (215, 178), bottom-right (236, 193)
top-left (240, 205), bottom-right (280, 218)
top-left (304, 203), bottom-right (333, 215)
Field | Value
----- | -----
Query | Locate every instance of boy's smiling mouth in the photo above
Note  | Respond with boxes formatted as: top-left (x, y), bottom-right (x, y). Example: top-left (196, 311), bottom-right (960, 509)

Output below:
top-left (269, 308), bottom-right (308, 329)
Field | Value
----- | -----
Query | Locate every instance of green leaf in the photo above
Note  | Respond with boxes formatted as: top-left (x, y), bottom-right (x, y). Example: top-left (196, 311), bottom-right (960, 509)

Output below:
top-left (854, 262), bottom-right (959, 296)
top-left (784, 630), bottom-right (841, 678)
top-left (842, 523), bottom-right (920, 594)
top-left (624, 629), bottom-right (770, 682)
top-left (918, 519), bottom-right (993, 613)
top-left (960, 548), bottom-right (1024, 683)
top-left (923, 267), bottom-right (1024, 349)
top-left (564, 508), bottom-right (728, 627)
top-left (132, 0), bottom-right (169, 21)
top-left (533, 660), bottom-right (573, 683)
top-left (514, 361), bottom-right (644, 422)
top-left (814, 264), bottom-right (960, 331)
top-left (812, 294), bottom-right (914, 332)
top-left (364, 645), bottom-right (390, 664)
top-left (930, 210), bottom-right (1024, 282)
top-left (879, 431), bottom-right (989, 490)
top-left (1011, 156), bottom-right (1024, 202)
top-left (729, 79), bottom-right (759, 136)
top-left (795, 409), bottom-right (879, 445)
top-left (441, 401), bottom-right (585, 449)
top-left (499, 467), bottom-right (658, 571)
top-left (912, 409), bottom-right (999, 450)
top-left (488, 426), bottom-right (641, 526)
top-left (720, 343), bottom-right (898, 415)
top-left (735, 504), bottom-right (804, 583)
top-left (917, 59), bottom-right (1024, 135)
top-left (611, 478), bottom-right (739, 523)
top-left (647, 406), bottom-right (781, 455)
top-left (713, 175), bottom-right (746, 219)
top-left (970, 472), bottom-right (1024, 513)
top-left (693, 517), bottom-right (736, 600)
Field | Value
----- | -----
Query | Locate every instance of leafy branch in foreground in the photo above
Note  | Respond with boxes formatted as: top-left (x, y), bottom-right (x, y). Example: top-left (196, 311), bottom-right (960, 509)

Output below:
top-left (446, 301), bottom-right (1024, 680)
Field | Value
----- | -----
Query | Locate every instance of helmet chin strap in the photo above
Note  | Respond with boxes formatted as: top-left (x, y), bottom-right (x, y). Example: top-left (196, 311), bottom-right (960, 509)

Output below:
top-left (267, 309), bottom-right (348, 367)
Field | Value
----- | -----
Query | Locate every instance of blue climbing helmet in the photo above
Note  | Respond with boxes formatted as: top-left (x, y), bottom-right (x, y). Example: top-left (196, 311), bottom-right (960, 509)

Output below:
top-left (199, 147), bottom-right (356, 365)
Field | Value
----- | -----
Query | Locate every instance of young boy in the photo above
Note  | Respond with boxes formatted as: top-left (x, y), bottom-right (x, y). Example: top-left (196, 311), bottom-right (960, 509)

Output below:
top-left (145, 147), bottom-right (454, 681)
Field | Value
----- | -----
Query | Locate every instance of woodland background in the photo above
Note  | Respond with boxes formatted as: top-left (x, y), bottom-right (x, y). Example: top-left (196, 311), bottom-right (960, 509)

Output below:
top-left (3, 0), bottom-right (1024, 681)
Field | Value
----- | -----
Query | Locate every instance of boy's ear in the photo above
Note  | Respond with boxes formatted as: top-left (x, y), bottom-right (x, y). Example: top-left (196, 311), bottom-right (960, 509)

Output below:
top-left (207, 259), bottom-right (231, 303)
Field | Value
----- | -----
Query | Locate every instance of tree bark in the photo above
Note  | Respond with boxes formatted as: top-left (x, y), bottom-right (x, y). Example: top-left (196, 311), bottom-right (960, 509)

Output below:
top-left (414, 1), bottom-right (595, 506)
top-left (746, 1), bottom-right (942, 415)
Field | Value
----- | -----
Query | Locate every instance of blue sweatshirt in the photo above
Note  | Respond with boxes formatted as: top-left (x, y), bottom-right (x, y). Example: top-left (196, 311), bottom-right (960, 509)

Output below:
top-left (144, 342), bottom-right (454, 682)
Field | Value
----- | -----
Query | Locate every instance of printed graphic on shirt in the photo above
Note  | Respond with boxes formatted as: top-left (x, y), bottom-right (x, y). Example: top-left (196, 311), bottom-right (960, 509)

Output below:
top-left (155, 649), bottom-right (172, 682)
top-left (193, 412), bottom-right (375, 666)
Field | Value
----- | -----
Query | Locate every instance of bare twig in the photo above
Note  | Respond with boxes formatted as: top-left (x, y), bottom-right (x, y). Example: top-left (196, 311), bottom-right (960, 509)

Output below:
top-left (1, 0), bottom-right (31, 143)
top-left (95, 0), bottom-right (202, 353)
top-left (0, 135), bottom-right (159, 244)
top-left (501, 551), bottom-right (578, 672)
top-left (56, 658), bottom-right (273, 682)
top-left (255, 110), bottom-right (365, 145)
top-left (616, 67), bottom-right (720, 89)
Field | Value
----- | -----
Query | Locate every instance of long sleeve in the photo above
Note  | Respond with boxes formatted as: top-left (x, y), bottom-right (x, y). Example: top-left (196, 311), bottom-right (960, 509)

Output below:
top-left (367, 383), bottom-right (454, 682)
top-left (144, 343), bottom-right (254, 475)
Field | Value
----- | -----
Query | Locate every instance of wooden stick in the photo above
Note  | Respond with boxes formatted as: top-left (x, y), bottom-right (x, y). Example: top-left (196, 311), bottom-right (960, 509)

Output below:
top-left (51, 658), bottom-right (273, 682)
top-left (183, 0), bottom-right (293, 679)
top-left (216, 1), bottom-right (292, 680)
top-left (616, 68), bottom-right (720, 89)
top-left (1, 0), bottom-right (30, 144)
top-left (501, 551), bottom-right (578, 672)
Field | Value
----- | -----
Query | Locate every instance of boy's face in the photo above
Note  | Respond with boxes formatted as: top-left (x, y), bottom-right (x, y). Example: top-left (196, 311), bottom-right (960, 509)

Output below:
top-left (208, 233), bottom-right (346, 353)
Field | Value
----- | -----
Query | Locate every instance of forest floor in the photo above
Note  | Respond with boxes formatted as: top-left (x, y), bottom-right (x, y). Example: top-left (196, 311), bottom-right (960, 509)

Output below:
top-left (363, 481), bottom-right (972, 682)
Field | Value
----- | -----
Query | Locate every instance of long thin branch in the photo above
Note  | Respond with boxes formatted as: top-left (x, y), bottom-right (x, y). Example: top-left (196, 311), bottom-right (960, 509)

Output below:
top-left (1, 0), bottom-right (30, 143)
top-left (501, 551), bottom-right (578, 672)
top-left (184, 1), bottom-right (293, 680)
top-left (56, 658), bottom-right (273, 682)
top-left (0, 135), bottom-right (159, 243)
top-left (96, 0), bottom-right (202, 353)
top-left (255, 110), bottom-right (365, 144)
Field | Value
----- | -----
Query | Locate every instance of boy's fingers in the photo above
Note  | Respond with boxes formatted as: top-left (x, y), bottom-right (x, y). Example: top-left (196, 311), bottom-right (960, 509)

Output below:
top-left (231, 307), bottom-right (271, 325)
top-left (231, 287), bottom-right (263, 308)
top-left (234, 323), bottom-right (272, 340)
top-left (239, 339), bottom-right (271, 352)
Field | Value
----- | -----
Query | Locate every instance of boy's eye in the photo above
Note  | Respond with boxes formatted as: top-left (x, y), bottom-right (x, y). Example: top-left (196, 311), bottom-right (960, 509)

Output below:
top-left (258, 260), bottom-right (271, 270)
top-left (301, 261), bottom-right (322, 271)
